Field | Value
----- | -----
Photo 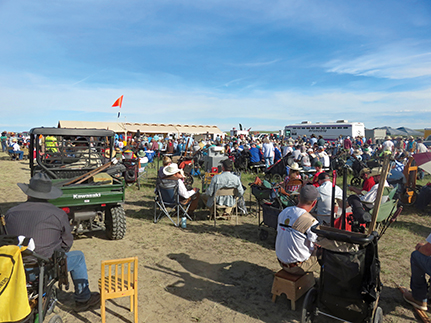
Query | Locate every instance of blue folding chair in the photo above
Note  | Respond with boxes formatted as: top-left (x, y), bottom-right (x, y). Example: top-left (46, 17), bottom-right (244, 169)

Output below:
top-left (154, 180), bottom-right (192, 227)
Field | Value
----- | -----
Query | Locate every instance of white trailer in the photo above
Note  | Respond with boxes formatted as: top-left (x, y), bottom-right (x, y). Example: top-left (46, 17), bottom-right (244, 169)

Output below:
top-left (284, 120), bottom-right (365, 141)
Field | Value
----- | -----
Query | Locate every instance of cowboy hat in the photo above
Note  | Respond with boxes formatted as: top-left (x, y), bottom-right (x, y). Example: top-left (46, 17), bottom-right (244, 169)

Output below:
top-left (359, 168), bottom-right (371, 176)
top-left (163, 163), bottom-right (185, 177)
top-left (290, 162), bottom-right (302, 171)
top-left (137, 150), bottom-right (146, 157)
top-left (17, 173), bottom-right (63, 200)
top-left (369, 168), bottom-right (383, 177)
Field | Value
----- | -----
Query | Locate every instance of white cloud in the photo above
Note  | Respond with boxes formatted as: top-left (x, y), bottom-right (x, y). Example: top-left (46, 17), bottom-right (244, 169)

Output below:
top-left (1, 72), bottom-right (431, 131)
top-left (228, 59), bottom-right (281, 67)
top-left (325, 41), bottom-right (431, 79)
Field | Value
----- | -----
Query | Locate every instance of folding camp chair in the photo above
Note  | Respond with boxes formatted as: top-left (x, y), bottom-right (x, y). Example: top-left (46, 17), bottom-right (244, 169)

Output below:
top-left (154, 181), bottom-right (193, 227)
top-left (370, 185), bottom-right (403, 237)
top-left (213, 187), bottom-right (239, 227)
top-left (136, 158), bottom-right (148, 190)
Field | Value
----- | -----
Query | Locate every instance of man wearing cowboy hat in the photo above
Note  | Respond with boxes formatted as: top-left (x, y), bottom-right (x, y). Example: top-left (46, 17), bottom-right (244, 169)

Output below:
top-left (8, 138), bottom-right (24, 160)
top-left (160, 163), bottom-right (200, 216)
top-left (5, 173), bottom-right (100, 311)
top-left (348, 168), bottom-right (375, 194)
top-left (382, 136), bottom-right (394, 153)
top-left (348, 168), bottom-right (390, 214)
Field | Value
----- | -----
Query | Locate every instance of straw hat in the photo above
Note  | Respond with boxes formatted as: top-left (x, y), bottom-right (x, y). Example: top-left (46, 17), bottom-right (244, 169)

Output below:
top-left (163, 163), bottom-right (185, 177)
top-left (369, 168), bottom-right (383, 177)
top-left (290, 162), bottom-right (302, 171)
top-left (137, 150), bottom-right (146, 157)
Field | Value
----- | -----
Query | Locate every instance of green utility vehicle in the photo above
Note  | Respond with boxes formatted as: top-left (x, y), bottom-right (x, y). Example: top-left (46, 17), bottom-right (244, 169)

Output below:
top-left (29, 127), bottom-right (126, 240)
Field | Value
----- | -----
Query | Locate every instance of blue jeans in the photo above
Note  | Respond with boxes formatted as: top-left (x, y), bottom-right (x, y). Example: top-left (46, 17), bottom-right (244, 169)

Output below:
top-left (265, 156), bottom-right (274, 168)
top-left (410, 250), bottom-right (431, 302)
top-left (1, 141), bottom-right (6, 152)
top-left (8, 149), bottom-right (24, 160)
top-left (67, 250), bottom-right (91, 302)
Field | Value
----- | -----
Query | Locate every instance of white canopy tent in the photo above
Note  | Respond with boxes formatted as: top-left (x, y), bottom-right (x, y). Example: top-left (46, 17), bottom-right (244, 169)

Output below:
top-left (57, 121), bottom-right (224, 138)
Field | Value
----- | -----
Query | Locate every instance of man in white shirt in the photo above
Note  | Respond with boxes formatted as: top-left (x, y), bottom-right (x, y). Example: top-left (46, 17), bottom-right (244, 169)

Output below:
top-left (8, 139), bottom-right (24, 160)
top-left (382, 136), bottom-right (394, 153)
top-left (282, 141), bottom-right (294, 157)
top-left (347, 169), bottom-right (389, 224)
top-left (359, 170), bottom-right (390, 208)
top-left (275, 185), bottom-right (320, 275)
top-left (314, 172), bottom-right (343, 225)
top-left (317, 146), bottom-right (330, 168)
top-left (416, 138), bottom-right (428, 153)
top-left (160, 163), bottom-right (200, 217)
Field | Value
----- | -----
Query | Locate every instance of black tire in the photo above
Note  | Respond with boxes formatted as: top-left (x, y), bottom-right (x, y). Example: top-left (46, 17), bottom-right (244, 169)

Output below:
top-left (400, 190), bottom-right (418, 205)
top-left (105, 205), bottom-right (127, 240)
top-left (259, 229), bottom-right (269, 240)
top-left (372, 307), bottom-right (383, 323)
top-left (301, 287), bottom-right (318, 323)
top-left (184, 174), bottom-right (194, 188)
top-left (48, 314), bottom-right (63, 323)
top-left (273, 173), bottom-right (283, 183)
top-left (350, 177), bottom-right (361, 187)
top-left (264, 173), bottom-right (272, 182)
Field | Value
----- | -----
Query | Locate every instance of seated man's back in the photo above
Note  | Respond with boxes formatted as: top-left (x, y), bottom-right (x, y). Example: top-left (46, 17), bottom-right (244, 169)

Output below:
top-left (205, 159), bottom-right (244, 209)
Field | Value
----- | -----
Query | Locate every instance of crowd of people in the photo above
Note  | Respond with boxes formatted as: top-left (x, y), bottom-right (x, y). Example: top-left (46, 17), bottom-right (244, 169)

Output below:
top-left (2, 129), bottom-right (430, 315)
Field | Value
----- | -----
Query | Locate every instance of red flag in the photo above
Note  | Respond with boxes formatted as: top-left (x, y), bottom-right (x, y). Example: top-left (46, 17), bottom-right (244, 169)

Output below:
top-left (112, 95), bottom-right (123, 108)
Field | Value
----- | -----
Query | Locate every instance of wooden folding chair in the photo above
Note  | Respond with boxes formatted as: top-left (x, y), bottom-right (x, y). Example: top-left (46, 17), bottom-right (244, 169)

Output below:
top-left (213, 187), bottom-right (239, 226)
top-left (99, 257), bottom-right (138, 323)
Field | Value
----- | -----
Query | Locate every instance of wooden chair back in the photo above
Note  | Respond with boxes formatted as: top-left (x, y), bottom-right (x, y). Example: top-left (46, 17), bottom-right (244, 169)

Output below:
top-left (213, 187), bottom-right (239, 226)
top-left (99, 257), bottom-right (138, 323)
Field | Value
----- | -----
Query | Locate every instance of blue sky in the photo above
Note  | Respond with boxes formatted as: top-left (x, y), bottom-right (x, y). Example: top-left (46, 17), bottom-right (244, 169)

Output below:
top-left (1, 0), bottom-right (430, 132)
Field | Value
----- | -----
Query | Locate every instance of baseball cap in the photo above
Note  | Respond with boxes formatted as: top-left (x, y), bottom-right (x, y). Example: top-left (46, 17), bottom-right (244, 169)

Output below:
top-left (299, 185), bottom-right (319, 202)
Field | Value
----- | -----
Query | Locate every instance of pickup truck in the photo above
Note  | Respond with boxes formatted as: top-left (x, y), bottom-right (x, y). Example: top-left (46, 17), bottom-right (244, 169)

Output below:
top-left (29, 127), bottom-right (126, 240)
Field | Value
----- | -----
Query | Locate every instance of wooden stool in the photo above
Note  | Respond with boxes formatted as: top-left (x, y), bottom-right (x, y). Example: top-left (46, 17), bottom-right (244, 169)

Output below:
top-left (271, 270), bottom-right (315, 310)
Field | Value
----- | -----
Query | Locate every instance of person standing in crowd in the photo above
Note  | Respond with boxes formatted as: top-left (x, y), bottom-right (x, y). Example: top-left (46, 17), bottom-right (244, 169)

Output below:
top-left (1, 131), bottom-right (8, 152)
top-left (262, 138), bottom-right (275, 168)
top-left (343, 136), bottom-right (352, 150)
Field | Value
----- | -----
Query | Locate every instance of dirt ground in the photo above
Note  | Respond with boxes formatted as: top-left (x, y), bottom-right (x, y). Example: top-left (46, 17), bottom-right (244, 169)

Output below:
top-left (0, 153), bottom-right (430, 323)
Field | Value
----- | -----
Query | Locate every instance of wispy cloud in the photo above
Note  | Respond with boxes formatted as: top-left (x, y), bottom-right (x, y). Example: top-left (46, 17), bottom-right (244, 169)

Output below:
top-left (2, 72), bottom-right (431, 131)
top-left (325, 41), bottom-right (431, 79)
top-left (228, 59), bottom-right (281, 67)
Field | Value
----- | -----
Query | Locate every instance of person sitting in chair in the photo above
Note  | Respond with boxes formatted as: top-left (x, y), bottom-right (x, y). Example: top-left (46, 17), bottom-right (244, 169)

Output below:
top-left (202, 159), bottom-right (244, 219)
top-left (348, 168), bottom-right (375, 194)
top-left (159, 163), bottom-right (200, 217)
top-left (275, 185), bottom-right (320, 275)
top-left (158, 156), bottom-right (172, 179)
top-left (347, 168), bottom-right (390, 225)
top-left (403, 233), bottom-right (431, 311)
top-left (314, 172), bottom-right (343, 225)
top-left (5, 173), bottom-right (100, 311)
